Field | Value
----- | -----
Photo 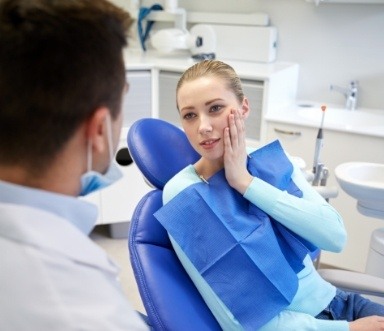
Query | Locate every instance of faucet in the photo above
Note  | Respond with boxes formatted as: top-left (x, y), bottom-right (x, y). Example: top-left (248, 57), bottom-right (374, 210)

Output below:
top-left (330, 80), bottom-right (359, 111)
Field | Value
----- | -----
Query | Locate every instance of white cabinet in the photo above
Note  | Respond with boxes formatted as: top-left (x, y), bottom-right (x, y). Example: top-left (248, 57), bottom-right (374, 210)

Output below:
top-left (266, 121), bottom-right (384, 272)
top-left (122, 70), bottom-right (152, 127)
top-left (241, 80), bottom-right (264, 142)
top-left (157, 71), bottom-right (180, 127)
top-left (98, 134), bottom-right (152, 225)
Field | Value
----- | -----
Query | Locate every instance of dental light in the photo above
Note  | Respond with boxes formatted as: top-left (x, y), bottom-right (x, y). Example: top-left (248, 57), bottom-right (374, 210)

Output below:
top-left (150, 24), bottom-right (217, 60)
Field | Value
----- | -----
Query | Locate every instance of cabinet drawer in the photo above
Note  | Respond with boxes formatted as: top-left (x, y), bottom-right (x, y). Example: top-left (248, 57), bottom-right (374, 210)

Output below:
top-left (123, 70), bottom-right (152, 127)
top-left (158, 71), bottom-right (181, 127)
top-left (266, 122), bottom-right (317, 166)
top-left (242, 79), bottom-right (263, 141)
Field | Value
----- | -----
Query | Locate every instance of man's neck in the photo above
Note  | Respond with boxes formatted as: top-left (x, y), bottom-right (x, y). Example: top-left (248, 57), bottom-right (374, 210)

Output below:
top-left (0, 163), bottom-right (79, 197)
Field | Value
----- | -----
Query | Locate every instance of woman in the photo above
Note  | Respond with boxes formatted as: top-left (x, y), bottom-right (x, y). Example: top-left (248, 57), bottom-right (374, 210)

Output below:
top-left (154, 60), bottom-right (384, 330)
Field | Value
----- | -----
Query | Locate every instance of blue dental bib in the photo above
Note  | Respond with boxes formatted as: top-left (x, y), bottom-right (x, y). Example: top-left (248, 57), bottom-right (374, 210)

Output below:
top-left (154, 140), bottom-right (316, 330)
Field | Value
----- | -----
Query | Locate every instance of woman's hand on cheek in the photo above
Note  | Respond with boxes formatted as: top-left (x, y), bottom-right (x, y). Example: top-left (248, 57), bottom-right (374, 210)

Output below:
top-left (223, 109), bottom-right (253, 194)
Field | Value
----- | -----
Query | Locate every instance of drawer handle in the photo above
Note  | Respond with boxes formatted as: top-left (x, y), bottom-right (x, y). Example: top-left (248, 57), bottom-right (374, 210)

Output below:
top-left (274, 128), bottom-right (302, 136)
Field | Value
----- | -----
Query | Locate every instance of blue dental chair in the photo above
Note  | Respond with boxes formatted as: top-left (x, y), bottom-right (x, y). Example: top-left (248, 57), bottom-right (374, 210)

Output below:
top-left (127, 118), bottom-right (384, 330)
top-left (127, 118), bottom-right (221, 330)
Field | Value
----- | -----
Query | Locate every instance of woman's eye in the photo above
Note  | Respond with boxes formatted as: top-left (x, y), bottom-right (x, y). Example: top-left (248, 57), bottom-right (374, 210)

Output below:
top-left (183, 112), bottom-right (196, 120)
top-left (210, 105), bottom-right (223, 113)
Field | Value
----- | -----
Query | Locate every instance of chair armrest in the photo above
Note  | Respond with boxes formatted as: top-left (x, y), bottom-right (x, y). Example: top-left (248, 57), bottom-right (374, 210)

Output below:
top-left (313, 186), bottom-right (338, 200)
top-left (318, 268), bottom-right (384, 297)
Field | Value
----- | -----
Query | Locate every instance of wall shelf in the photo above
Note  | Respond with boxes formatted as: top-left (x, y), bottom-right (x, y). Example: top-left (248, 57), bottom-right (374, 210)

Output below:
top-left (145, 11), bottom-right (270, 27)
top-left (306, 0), bottom-right (384, 4)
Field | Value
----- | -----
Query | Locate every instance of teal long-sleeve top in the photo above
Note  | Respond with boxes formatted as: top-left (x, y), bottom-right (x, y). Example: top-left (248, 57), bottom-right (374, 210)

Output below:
top-left (162, 149), bottom-right (348, 331)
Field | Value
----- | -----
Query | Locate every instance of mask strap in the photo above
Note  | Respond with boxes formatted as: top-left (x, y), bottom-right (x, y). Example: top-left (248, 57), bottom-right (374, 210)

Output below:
top-left (105, 114), bottom-right (114, 163)
top-left (87, 139), bottom-right (93, 172)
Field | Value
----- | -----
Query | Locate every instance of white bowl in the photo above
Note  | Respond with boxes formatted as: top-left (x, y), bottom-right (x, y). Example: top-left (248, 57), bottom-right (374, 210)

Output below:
top-left (335, 162), bottom-right (384, 219)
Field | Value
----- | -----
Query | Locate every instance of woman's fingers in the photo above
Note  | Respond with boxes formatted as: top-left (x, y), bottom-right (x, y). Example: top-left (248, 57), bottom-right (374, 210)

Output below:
top-left (235, 108), bottom-right (245, 147)
top-left (228, 108), bottom-right (245, 150)
top-left (224, 108), bottom-right (252, 194)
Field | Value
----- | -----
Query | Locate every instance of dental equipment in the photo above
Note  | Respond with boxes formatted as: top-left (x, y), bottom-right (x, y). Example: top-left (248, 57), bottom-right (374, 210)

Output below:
top-left (312, 105), bottom-right (327, 187)
top-left (150, 24), bottom-right (217, 60)
top-left (138, 4), bottom-right (164, 51)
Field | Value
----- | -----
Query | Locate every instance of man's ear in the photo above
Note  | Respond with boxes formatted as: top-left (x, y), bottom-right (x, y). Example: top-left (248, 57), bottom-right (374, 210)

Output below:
top-left (240, 97), bottom-right (250, 119)
top-left (85, 107), bottom-right (109, 153)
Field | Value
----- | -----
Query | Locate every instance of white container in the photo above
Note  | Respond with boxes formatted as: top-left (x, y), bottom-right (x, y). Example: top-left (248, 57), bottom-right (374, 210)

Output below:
top-left (165, 0), bottom-right (178, 13)
top-left (208, 25), bottom-right (278, 63)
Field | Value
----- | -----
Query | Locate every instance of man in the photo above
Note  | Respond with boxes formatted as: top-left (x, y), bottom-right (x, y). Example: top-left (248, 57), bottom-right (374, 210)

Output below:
top-left (0, 0), bottom-right (149, 329)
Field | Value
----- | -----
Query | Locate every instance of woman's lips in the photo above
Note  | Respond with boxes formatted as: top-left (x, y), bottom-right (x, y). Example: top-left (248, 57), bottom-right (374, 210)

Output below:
top-left (200, 138), bottom-right (220, 150)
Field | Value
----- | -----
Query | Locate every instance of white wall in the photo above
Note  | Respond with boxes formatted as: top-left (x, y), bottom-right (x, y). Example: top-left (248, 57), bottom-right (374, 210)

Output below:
top-left (254, 0), bottom-right (384, 110)
top-left (137, 0), bottom-right (384, 110)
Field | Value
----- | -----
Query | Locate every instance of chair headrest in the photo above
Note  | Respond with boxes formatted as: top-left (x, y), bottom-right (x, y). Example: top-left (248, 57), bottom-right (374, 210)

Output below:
top-left (127, 118), bottom-right (200, 190)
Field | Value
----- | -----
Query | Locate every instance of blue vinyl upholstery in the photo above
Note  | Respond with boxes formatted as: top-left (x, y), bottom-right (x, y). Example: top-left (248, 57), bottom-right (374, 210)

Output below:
top-left (127, 118), bottom-right (220, 330)
top-left (127, 118), bottom-right (199, 190)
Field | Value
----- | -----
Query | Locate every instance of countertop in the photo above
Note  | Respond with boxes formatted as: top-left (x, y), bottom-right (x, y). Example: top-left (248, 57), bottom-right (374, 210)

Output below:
top-left (265, 101), bottom-right (384, 138)
top-left (123, 49), bottom-right (298, 81)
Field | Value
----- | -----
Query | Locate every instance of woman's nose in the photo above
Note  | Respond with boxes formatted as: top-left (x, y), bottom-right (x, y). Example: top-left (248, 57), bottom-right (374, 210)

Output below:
top-left (198, 116), bottom-right (212, 135)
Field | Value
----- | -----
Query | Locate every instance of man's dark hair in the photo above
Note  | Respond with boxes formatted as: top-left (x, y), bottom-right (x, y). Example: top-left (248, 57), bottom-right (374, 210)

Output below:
top-left (0, 0), bottom-right (133, 171)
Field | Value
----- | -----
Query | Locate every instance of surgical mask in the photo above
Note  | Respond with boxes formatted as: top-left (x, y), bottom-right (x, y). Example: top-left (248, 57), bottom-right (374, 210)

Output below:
top-left (79, 115), bottom-right (123, 196)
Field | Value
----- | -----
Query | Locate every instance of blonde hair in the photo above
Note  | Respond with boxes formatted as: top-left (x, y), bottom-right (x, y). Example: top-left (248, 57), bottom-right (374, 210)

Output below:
top-left (176, 60), bottom-right (244, 107)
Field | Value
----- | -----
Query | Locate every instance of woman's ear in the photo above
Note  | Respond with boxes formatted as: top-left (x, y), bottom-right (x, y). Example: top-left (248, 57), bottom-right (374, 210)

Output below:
top-left (240, 97), bottom-right (250, 119)
top-left (85, 107), bottom-right (109, 153)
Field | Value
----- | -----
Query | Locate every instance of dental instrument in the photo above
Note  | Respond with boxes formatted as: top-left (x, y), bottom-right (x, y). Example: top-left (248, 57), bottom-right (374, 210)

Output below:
top-left (312, 105), bottom-right (326, 187)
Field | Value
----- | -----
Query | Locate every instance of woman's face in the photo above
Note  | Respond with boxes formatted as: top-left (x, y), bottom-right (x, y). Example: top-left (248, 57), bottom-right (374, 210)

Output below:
top-left (177, 76), bottom-right (245, 162)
